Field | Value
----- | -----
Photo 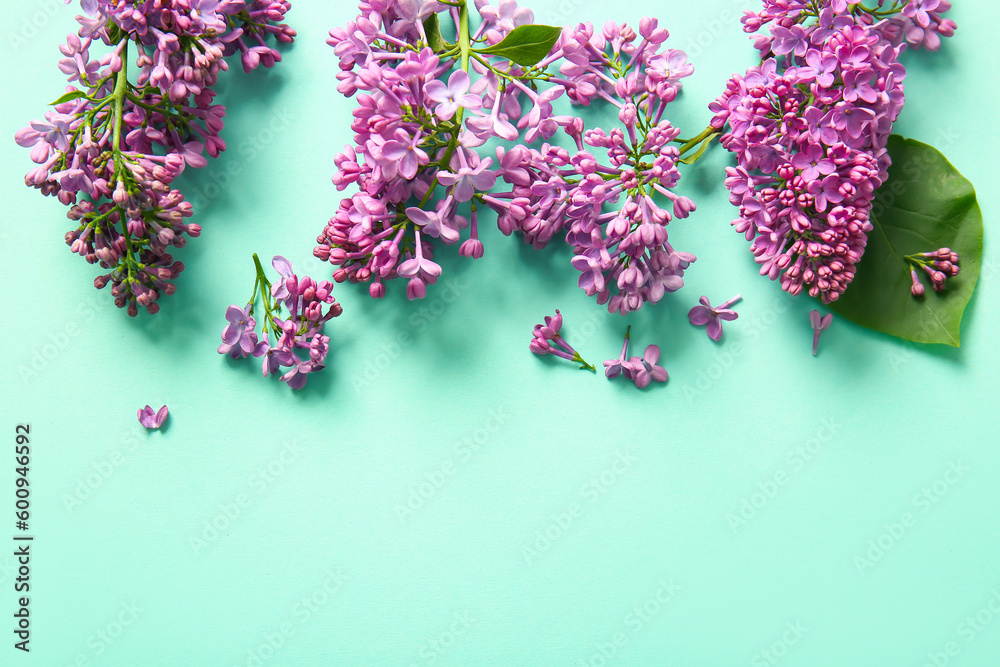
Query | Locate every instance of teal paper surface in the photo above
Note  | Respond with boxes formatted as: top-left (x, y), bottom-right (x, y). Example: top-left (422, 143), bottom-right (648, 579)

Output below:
top-left (2, 1), bottom-right (999, 664)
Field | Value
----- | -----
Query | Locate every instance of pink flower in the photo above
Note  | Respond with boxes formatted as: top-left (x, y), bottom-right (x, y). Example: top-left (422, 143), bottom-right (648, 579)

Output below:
top-left (530, 309), bottom-right (595, 372)
top-left (397, 229), bottom-right (442, 300)
top-left (688, 295), bottom-right (741, 341)
top-left (405, 201), bottom-right (466, 244)
top-left (381, 129), bottom-right (429, 180)
top-left (604, 326), bottom-right (632, 379)
top-left (436, 158), bottom-right (497, 202)
top-left (138, 405), bottom-right (169, 429)
top-left (809, 309), bottom-right (833, 356)
top-left (627, 345), bottom-right (668, 388)
top-left (424, 70), bottom-right (482, 120)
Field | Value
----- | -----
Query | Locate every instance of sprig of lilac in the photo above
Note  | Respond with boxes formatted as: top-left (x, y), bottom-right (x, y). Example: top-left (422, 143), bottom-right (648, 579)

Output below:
top-left (710, 0), bottom-right (955, 304)
top-left (317, 3), bottom-right (709, 315)
top-left (16, 1), bottom-right (294, 315)
top-left (905, 247), bottom-right (960, 295)
top-left (530, 309), bottom-right (596, 372)
top-left (219, 254), bottom-right (343, 390)
top-left (490, 19), bottom-right (703, 314)
top-left (742, 0), bottom-right (955, 54)
top-left (316, 0), bottom-right (553, 300)
top-left (603, 326), bottom-right (667, 388)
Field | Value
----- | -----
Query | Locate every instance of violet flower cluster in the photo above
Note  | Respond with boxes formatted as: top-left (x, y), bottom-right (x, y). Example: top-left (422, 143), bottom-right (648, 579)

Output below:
top-left (219, 255), bottom-right (343, 390)
top-left (316, 0), bottom-right (547, 300)
top-left (493, 20), bottom-right (702, 314)
top-left (317, 1), bottom-right (708, 314)
top-left (710, 0), bottom-right (955, 303)
top-left (16, 0), bottom-right (294, 315)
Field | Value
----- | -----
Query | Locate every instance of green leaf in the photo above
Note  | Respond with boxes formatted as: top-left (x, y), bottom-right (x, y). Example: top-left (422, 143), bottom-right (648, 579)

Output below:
top-left (828, 135), bottom-right (983, 347)
top-left (423, 14), bottom-right (446, 52)
top-left (50, 90), bottom-right (89, 106)
top-left (475, 24), bottom-right (563, 67)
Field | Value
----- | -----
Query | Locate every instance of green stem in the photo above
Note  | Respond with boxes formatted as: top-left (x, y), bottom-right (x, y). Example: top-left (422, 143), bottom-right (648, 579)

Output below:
top-left (109, 42), bottom-right (141, 279)
top-left (418, 1), bottom-right (472, 210)
top-left (111, 50), bottom-right (128, 158)
top-left (458, 1), bottom-right (470, 72)
top-left (572, 351), bottom-right (596, 373)
top-left (677, 126), bottom-right (719, 155)
top-left (252, 253), bottom-right (271, 291)
top-left (251, 253), bottom-right (282, 337)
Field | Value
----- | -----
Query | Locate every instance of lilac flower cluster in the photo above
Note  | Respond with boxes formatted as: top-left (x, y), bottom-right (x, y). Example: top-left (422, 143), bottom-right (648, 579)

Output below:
top-left (219, 255), bottom-right (342, 390)
top-left (905, 247), bottom-right (960, 296)
top-left (316, 0), bottom-right (546, 300)
top-left (16, 0), bottom-right (294, 315)
top-left (743, 0), bottom-right (955, 54)
top-left (490, 19), bottom-right (701, 314)
top-left (710, 0), bottom-right (955, 303)
top-left (317, 1), bottom-right (707, 315)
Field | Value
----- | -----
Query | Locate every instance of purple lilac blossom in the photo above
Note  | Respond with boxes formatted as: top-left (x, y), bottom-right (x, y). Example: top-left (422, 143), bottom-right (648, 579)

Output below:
top-left (490, 19), bottom-right (699, 314)
top-left (627, 344), bottom-right (668, 388)
top-left (906, 247), bottom-right (960, 295)
top-left (688, 295), bottom-right (741, 341)
top-left (604, 326), bottom-right (632, 379)
top-left (218, 255), bottom-right (342, 390)
top-left (809, 309), bottom-right (833, 356)
top-left (530, 310), bottom-right (596, 372)
top-left (137, 405), bottom-right (169, 429)
top-left (711, 0), bottom-right (955, 303)
top-left (317, 0), bottom-right (556, 300)
top-left (16, 0), bottom-right (295, 315)
top-left (604, 327), bottom-right (667, 388)
top-left (318, 5), bottom-right (701, 315)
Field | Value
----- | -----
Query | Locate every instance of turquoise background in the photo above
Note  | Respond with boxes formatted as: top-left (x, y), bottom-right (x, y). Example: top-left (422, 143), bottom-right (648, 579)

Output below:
top-left (2, 0), bottom-right (998, 665)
